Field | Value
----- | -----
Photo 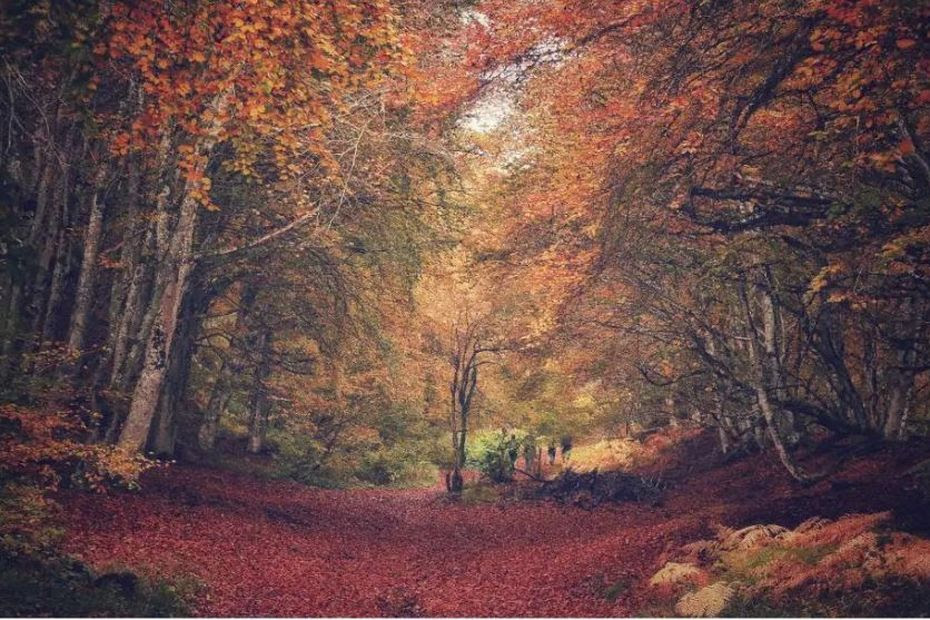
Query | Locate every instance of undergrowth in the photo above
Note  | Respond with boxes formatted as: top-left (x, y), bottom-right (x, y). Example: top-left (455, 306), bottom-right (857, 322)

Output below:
top-left (722, 576), bottom-right (930, 617)
top-left (719, 543), bottom-right (838, 584)
top-left (460, 483), bottom-right (501, 505)
top-left (0, 551), bottom-right (199, 617)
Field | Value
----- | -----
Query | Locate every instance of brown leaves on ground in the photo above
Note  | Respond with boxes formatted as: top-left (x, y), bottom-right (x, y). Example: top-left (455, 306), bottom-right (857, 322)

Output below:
top-left (58, 431), bottom-right (930, 616)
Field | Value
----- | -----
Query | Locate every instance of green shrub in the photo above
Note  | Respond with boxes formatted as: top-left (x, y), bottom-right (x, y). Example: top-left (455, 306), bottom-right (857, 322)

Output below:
top-left (267, 426), bottom-right (439, 489)
top-left (356, 446), bottom-right (438, 488)
top-left (466, 429), bottom-right (525, 483)
top-left (0, 551), bottom-right (198, 617)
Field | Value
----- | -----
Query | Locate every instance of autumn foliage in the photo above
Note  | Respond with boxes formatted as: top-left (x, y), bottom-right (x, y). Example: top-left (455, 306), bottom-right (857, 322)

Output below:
top-left (1, 0), bottom-right (930, 616)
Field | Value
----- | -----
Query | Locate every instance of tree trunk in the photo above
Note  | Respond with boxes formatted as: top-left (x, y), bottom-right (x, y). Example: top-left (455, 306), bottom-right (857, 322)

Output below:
top-left (40, 228), bottom-right (68, 343)
top-left (881, 299), bottom-right (922, 440)
top-left (149, 279), bottom-right (206, 456)
top-left (199, 362), bottom-right (233, 451)
top-left (199, 284), bottom-right (254, 451)
top-left (741, 278), bottom-right (815, 484)
top-left (246, 328), bottom-right (272, 454)
top-left (28, 128), bottom-right (77, 342)
top-left (117, 189), bottom-right (198, 452)
top-left (67, 172), bottom-right (107, 352)
top-left (110, 227), bottom-right (156, 390)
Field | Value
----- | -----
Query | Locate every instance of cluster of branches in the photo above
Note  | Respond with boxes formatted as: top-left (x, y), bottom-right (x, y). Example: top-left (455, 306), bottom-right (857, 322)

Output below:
top-left (592, 0), bottom-right (930, 481)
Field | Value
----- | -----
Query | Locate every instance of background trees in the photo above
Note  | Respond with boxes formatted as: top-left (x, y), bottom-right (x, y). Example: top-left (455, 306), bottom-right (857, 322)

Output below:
top-left (451, 0), bottom-right (930, 477)
top-left (2, 0), bottom-right (927, 492)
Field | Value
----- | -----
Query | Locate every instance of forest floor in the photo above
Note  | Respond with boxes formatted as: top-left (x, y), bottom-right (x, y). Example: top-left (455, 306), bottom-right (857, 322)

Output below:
top-left (58, 432), bottom-right (930, 617)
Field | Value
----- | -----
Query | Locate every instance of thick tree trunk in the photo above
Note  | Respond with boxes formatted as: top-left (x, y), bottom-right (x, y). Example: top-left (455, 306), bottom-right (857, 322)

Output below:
top-left (149, 278), bottom-right (207, 456)
top-left (881, 300), bottom-right (922, 440)
top-left (110, 228), bottom-right (156, 390)
top-left (883, 375), bottom-right (913, 441)
top-left (117, 190), bottom-right (198, 452)
top-left (449, 425), bottom-right (467, 493)
top-left (116, 87), bottom-right (230, 452)
top-left (447, 420), bottom-right (466, 493)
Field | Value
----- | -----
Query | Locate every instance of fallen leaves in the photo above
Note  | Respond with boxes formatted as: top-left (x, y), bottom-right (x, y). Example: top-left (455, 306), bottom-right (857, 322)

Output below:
top-left (57, 432), bottom-right (930, 616)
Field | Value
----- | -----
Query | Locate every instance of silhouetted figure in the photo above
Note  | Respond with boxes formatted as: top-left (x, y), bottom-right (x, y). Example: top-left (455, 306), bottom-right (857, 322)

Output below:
top-left (547, 440), bottom-right (557, 465)
top-left (523, 435), bottom-right (536, 473)
top-left (507, 433), bottom-right (519, 469)
top-left (560, 435), bottom-right (573, 462)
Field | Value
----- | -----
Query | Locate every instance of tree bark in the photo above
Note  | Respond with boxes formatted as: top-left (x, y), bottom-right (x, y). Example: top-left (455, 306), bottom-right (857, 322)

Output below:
top-left (199, 361), bottom-right (233, 451)
top-left (740, 278), bottom-right (816, 484)
top-left (881, 299), bottom-right (921, 440)
top-left (117, 189), bottom-right (198, 452)
top-left (67, 170), bottom-right (107, 352)
top-left (246, 328), bottom-right (272, 454)
top-left (40, 228), bottom-right (68, 343)
top-left (149, 279), bottom-right (205, 456)
top-left (110, 221), bottom-right (157, 390)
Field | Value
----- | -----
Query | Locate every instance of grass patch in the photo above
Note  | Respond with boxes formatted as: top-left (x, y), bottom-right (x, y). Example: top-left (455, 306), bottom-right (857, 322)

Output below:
top-left (461, 483), bottom-right (501, 505)
top-left (0, 551), bottom-right (200, 617)
top-left (721, 591), bottom-right (794, 617)
top-left (720, 543), bottom-right (837, 583)
top-left (567, 439), bottom-right (646, 473)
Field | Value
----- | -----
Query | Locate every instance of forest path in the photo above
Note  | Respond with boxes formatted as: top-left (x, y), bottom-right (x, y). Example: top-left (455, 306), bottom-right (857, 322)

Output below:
top-left (60, 465), bottom-right (703, 616)
top-left (59, 436), bottom-right (919, 617)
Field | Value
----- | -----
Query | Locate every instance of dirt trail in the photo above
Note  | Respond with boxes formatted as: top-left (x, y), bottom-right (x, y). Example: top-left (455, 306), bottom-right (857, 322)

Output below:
top-left (59, 435), bottom-right (927, 616)
top-left (61, 466), bottom-right (706, 616)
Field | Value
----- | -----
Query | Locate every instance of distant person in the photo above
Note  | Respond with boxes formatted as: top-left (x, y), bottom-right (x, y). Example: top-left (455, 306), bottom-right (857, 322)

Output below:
top-left (507, 433), bottom-right (519, 469)
top-left (547, 440), bottom-right (557, 465)
top-left (522, 435), bottom-right (536, 473)
top-left (560, 435), bottom-right (573, 462)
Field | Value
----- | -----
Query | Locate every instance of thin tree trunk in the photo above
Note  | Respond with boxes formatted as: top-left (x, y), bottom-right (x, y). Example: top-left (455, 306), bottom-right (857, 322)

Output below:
top-left (67, 169), bottom-right (107, 352)
top-left (0, 284), bottom-right (22, 381)
top-left (741, 278), bottom-right (815, 483)
top-left (246, 327), bottom-right (272, 454)
top-left (40, 228), bottom-right (67, 342)
top-left (28, 127), bottom-right (78, 342)
top-left (199, 361), bottom-right (232, 451)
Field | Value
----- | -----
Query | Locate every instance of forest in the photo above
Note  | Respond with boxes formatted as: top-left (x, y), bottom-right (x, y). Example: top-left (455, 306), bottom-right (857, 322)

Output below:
top-left (1, 0), bottom-right (929, 617)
